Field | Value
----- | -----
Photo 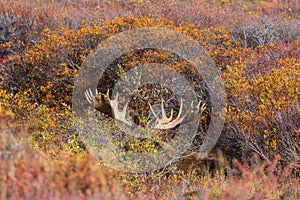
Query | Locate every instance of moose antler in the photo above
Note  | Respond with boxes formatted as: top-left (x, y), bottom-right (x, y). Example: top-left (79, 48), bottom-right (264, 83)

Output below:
top-left (85, 89), bottom-right (205, 129)
top-left (85, 89), bottom-right (132, 126)
top-left (148, 99), bottom-right (206, 129)
top-left (85, 89), bottom-right (113, 117)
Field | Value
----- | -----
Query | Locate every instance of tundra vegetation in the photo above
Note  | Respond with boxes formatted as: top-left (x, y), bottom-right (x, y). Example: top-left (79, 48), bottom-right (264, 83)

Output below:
top-left (0, 0), bottom-right (299, 199)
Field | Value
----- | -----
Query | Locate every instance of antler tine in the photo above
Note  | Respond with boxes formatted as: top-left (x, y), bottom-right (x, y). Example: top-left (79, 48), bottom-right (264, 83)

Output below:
top-left (180, 100), bottom-right (194, 119)
top-left (177, 98), bottom-right (183, 118)
top-left (148, 102), bottom-right (159, 119)
top-left (108, 91), bottom-right (131, 126)
top-left (200, 102), bottom-right (206, 112)
top-left (196, 100), bottom-right (201, 109)
top-left (84, 89), bottom-right (94, 104)
top-left (194, 100), bottom-right (206, 114)
top-left (161, 99), bottom-right (166, 119)
top-left (160, 98), bottom-right (174, 123)
top-left (169, 108), bottom-right (174, 121)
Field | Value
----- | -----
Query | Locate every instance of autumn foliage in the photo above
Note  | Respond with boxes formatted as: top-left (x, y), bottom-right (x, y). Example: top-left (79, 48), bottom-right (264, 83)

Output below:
top-left (0, 0), bottom-right (299, 199)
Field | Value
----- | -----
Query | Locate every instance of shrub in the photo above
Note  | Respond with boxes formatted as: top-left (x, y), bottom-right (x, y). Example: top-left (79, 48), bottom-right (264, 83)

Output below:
top-left (2, 17), bottom-right (239, 110)
top-left (223, 56), bottom-right (300, 164)
top-left (233, 17), bottom-right (300, 47)
top-left (0, 8), bottom-right (47, 58)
